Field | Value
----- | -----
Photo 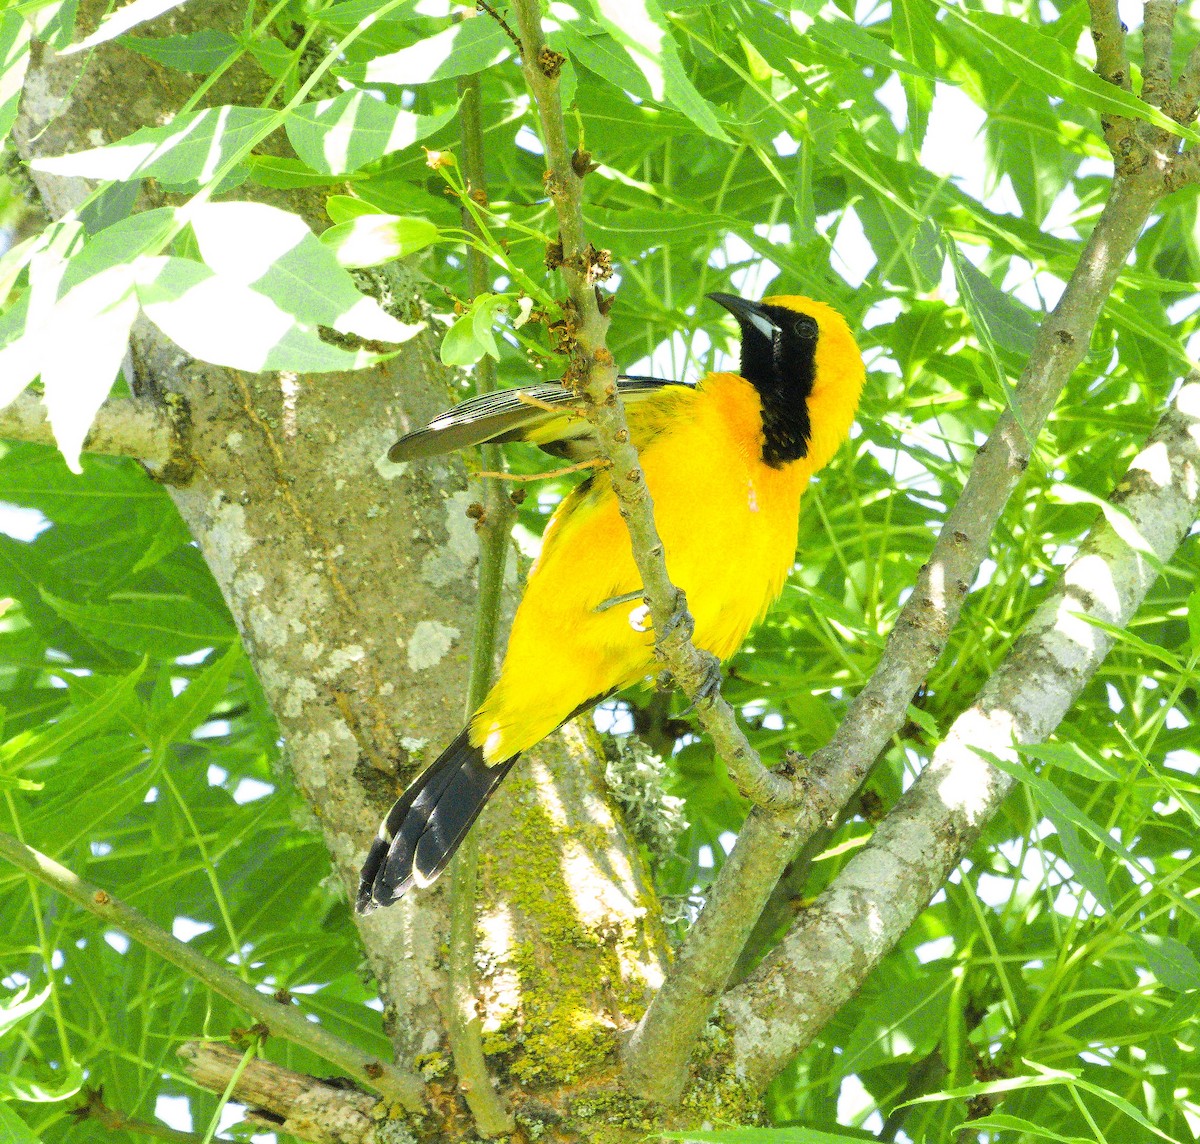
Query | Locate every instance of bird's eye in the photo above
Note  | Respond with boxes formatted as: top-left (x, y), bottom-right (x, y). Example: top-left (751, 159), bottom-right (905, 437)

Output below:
top-left (792, 315), bottom-right (818, 339)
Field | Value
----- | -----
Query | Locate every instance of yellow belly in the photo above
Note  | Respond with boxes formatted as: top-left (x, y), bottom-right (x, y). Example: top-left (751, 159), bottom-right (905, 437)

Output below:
top-left (469, 373), bottom-right (809, 763)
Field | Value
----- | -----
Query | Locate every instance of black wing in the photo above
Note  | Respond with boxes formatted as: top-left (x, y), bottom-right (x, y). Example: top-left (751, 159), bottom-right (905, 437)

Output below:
top-left (389, 375), bottom-right (691, 462)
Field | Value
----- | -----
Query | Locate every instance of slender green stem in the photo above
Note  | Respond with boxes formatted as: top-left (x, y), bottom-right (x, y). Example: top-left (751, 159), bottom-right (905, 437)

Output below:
top-left (199, 1041), bottom-right (256, 1144)
top-left (4, 791), bottom-right (72, 1066)
top-left (0, 830), bottom-right (425, 1111)
top-left (445, 65), bottom-right (517, 1140)
top-left (157, 759), bottom-right (248, 980)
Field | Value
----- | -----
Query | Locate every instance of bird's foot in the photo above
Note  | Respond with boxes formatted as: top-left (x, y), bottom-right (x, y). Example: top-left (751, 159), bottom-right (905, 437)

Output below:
top-left (681, 651), bottom-right (723, 714)
top-left (657, 589), bottom-right (695, 643)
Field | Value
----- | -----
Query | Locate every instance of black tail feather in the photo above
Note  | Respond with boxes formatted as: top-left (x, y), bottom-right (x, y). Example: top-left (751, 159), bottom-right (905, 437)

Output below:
top-left (356, 730), bottom-right (518, 913)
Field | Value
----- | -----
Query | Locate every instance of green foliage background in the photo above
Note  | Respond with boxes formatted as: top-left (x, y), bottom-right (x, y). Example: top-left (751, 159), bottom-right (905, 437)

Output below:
top-left (1, 0), bottom-right (1199, 1140)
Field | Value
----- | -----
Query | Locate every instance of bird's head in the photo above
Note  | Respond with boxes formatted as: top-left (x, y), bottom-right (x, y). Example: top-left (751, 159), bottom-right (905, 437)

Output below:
top-left (708, 292), bottom-right (865, 468)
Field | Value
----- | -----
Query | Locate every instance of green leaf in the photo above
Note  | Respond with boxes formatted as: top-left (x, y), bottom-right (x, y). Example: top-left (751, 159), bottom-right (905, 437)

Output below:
top-left (248, 34), bottom-right (292, 79)
top-left (320, 214), bottom-right (439, 268)
top-left (40, 266), bottom-right (139, 473)
top-left (348, 17), bottom-right (513, 85)
top-left (440, 309), bottom-right (487, 367)
top-left (0, 983), bottom-right (50, 1039)
top-left (30, 105), bottom-right (275, 188)
top-left (439, 293), bottom-right (512, 366)
top-left (40, 587), bottom-right (234, 658)
top-left (325, 194), bottom-right (386, 223)
top-left (553, 21), bottom-right (651, 99)
top-left (934, 5), bottom-right (1200, 145)
top-left (0, 263), bottom-right (139, 472)
top-left (943, 236), bottom-right (1029, 435)
top-left (0, 8), bottom-right (33, 142)
top-left (1019, 741), bottom-right (1118, 783)
top-left (246, 154), bottom-right (344, 189)
top-left (187, 201), bottom-right (423, 344)
top-left (149, 643), bottom-right (242, 748)
top-left (588, 0), bottom-right (731, 142)
top-left (661, 1128), bottom-right (873, 1144)
top-left (120, 29), bottom-right (240, 74)
top-left (0, 659), bottom-right (146, 776)
top-left (286, 91), bottom-right (458, 176)
top-left (0, 1059), bottom-right (83, 1102)
top-left (1188, 585), bottom-right (1200, 649)
top-left (60, 0), bottom-right (194, 55)
top-left (975, 747), bottom-right (1141, 909)
top-left (0, 1104), bottom-right (41, 1144)
top-left (1134, 933), bottom-right (1200, 992)
top-left (133, 255), bottom-right (390, 373)
top-left (957, 1114), bottom-right (1091, 1143)
top-left (795, 2), bottom-right (936, 82)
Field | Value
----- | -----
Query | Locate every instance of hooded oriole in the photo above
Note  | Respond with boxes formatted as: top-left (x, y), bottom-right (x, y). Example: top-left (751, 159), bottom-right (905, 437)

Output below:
top-left (357, 292), bottom-right (865, 912)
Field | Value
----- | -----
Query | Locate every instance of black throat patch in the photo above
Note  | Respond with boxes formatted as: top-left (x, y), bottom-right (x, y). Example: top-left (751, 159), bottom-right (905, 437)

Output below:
top-left (737, 304), bottom-right (819, 466)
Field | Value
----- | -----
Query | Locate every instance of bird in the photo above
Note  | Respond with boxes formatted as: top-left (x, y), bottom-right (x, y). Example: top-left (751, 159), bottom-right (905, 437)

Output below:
top-left (356, 291), bottom-right (865, 913)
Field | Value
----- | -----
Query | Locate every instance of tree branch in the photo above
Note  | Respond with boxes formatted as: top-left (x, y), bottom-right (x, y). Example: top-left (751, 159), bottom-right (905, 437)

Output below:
top-left (0, 390), bottom-right (191, 479)
top-left (718, 375), bottom-right (1200, 1087)
top-left (177, 1041), bottom-right (381, 1144)
top-left (445, 64), bottom-right (517, 1140)
top-left (1087, 0), bottom-right (1137, 157)
top-left (72, 1087), bottom-right (206, 1143)
top-left (0, 831), bottom-right (425, 1111)
top-left (1140, 0), bottom-right (1176, 108)
top-left (625, 163), bottom-right (1169, 1101)
top-left (1170, 44), bottom-right (1200, 123)
top-left (1088, 0), bottom-right (1132, 89)
top-left (508, 0), bottom-right (800, 812)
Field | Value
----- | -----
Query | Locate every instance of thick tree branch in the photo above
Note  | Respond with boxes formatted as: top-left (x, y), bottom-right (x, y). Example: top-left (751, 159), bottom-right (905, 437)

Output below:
top-left (0, 831), bottom-right (425, 1111)
top-left (508, 0), bottom-right (800, 811)
top-left (178, 1041), bottom-right (381, 1144)
top-left (719, 377), bottom-right (1200, 1086)
top-left (625, 162), bottom-right (1169, 1101)
top-left (0, 389), bottom-right (191, 479)
top-left (445, 64), bottom-right (517, 1140)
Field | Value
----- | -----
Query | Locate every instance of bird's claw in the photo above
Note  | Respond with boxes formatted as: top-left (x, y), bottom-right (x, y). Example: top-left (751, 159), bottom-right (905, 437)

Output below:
top-left (681, 651), bottom-right (723, 715)
top-left (658, 589), bottom-right (695, 643)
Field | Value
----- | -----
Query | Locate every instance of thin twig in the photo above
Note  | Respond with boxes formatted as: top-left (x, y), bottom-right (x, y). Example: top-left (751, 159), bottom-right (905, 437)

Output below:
top-left (0, 831), bottom-right (425, 1111)
top-left (445, 65), bottom-right (517, 1139)
top-left (476, 0), bottom-right (523, 55)
top-left (719, 377), bottom-right (1200, 1087)
top-left (1140, 0), bottom-right (1177, 108)
top-left (624, 160), bottom-right (1171, 1104)
top-left (477, 458), bottom-right (608, 481)
top-left (516, 390), bottom-right (583, 413)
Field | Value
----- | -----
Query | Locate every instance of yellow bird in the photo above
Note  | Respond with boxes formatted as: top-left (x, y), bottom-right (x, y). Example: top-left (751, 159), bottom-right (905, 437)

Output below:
top-left (357, 292), bottom-right (865, 912)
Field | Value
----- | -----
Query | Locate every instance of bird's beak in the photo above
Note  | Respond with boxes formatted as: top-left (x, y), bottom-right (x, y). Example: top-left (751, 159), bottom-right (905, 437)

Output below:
top-left (707, 292), bottom-right (779, 340)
